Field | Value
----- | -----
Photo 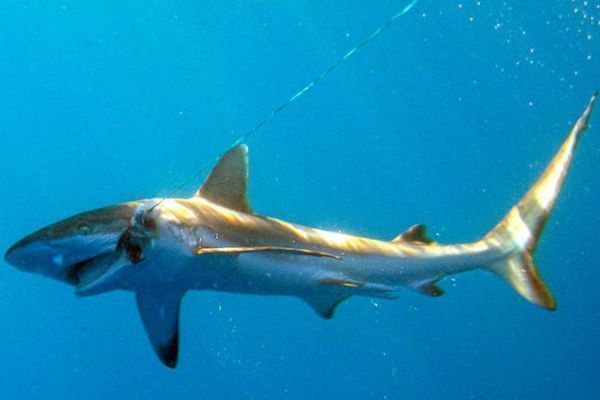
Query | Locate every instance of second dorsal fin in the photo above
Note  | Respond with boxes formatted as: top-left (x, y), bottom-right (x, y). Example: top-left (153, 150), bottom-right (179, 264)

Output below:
top-left (392, 224), bottom-right (434, 244)
top-left (195, 144), bottom-right (252, 213)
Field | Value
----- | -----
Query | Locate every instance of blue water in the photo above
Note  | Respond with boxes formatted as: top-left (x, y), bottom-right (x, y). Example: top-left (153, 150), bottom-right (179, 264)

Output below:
top-left (1, 1), bottom-right (598, 399)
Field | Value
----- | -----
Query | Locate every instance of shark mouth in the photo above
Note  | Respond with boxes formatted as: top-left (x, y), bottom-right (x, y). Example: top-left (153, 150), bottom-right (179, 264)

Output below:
top-left (65, 252), bottom-right (121, 291)
top-left (62, 217), bottom-right (147, 291)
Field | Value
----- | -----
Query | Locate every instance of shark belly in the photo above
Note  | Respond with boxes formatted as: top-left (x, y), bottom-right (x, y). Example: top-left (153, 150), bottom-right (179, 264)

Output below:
top-left (158, 239), bottom-right (492, 299)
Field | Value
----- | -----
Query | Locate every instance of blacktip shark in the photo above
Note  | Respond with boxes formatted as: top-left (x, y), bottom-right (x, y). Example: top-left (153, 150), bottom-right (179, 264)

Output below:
top-left (4, 92), bottom-right (596, 368)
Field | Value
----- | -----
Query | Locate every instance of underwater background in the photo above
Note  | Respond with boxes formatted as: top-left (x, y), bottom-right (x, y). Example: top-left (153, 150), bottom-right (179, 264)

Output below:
top-left (0, 1), bottom-right (598, 399)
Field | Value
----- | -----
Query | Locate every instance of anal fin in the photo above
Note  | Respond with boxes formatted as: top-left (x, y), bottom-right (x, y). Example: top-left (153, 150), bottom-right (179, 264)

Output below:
top-left (412, 281), bottom-right (444, 297)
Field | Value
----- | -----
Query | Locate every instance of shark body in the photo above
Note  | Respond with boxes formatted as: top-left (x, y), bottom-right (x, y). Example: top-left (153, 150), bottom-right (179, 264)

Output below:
top-left (5, 93), bottom-right (596, 368)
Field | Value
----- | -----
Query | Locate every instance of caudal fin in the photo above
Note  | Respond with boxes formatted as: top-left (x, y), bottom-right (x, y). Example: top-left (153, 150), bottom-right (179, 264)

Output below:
top-left (483, 92), bottom-right (596, 310)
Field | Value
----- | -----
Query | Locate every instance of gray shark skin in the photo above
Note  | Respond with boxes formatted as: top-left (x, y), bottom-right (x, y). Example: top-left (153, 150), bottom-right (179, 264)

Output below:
top-left (4, 92), bottom-right (597, 368)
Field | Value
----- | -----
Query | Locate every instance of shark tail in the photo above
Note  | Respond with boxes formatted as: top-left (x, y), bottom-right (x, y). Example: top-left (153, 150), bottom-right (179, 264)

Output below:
top-left (481, 92), bottom-right (596, 310)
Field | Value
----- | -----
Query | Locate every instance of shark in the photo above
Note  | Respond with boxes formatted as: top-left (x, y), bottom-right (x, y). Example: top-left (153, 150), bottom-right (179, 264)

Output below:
top-left (4, 92), bottom-right (596, 368)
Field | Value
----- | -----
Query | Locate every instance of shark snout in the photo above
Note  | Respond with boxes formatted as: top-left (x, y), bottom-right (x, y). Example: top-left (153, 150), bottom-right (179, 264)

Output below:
top-left (4, 240), bottom-right (30, 268)
top-left (4, 238), bottom-right (74, 284)
top-left (5, 235), bottom-right (101, 284)
top-left (4, 202), bottom-right (140, 285)
top-left (5, 227), bottom-right (127, 286)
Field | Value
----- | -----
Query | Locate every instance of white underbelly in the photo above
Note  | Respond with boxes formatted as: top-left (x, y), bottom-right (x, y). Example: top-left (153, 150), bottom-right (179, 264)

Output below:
top-left (120, 238), bottom-right (488, 298)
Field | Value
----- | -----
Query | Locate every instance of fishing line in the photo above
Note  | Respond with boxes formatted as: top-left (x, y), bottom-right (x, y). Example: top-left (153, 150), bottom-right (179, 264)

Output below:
top-left (155, 0), bottom-right (421, 206)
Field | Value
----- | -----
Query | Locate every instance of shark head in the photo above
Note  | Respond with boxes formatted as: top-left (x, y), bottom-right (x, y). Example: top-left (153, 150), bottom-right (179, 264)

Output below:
top-left (4, 202), bottom-right (142, 285)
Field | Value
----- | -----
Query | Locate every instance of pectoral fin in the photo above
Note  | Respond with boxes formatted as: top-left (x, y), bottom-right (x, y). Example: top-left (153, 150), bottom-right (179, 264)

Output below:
top-left (136, 290), bottom-right (184, 369)
top-left (194, 246), bottom-right (341, 260)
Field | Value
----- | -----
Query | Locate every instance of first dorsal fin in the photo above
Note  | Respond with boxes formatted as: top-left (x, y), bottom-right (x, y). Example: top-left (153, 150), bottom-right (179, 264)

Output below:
top-left (392, 224), bottom-right (434, 244)
top-left (195, 144), bottom-right (252, 213)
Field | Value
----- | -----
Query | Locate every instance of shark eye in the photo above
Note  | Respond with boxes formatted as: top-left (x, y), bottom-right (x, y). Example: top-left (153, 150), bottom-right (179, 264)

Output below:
top-left (78, 225), bottom-right (91, 235)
